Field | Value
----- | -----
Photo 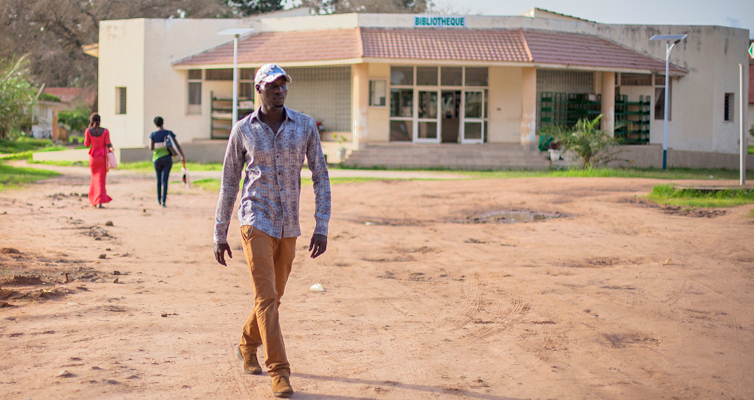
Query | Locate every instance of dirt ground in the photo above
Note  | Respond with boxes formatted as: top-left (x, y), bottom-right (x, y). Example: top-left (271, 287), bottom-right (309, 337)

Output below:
top-left (1, 164), bottom-right (753, 400)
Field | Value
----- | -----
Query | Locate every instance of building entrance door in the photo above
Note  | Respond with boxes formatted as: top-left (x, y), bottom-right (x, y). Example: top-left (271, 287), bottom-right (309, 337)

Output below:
top-left (441, 90), bottom-right (460, 143)
top-left (415, 90), bottom-right (440, 143)
top-left (461, 90), bottom-right (484, 144)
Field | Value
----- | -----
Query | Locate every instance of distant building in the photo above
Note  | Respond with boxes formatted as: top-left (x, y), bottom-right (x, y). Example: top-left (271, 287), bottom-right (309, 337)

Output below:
top-left (41, 87), bottom-right (97, 111)
top-left (89, 8), bottom-right (750, 168)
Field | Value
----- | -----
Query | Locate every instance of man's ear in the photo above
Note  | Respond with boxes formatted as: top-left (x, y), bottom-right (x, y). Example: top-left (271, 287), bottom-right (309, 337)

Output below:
top-left (255, 83), bottom-right (261, 93)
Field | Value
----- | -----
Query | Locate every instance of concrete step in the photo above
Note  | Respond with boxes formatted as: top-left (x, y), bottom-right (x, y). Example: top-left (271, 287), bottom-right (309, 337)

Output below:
top-left (343, 143), bottom-right (551, 170)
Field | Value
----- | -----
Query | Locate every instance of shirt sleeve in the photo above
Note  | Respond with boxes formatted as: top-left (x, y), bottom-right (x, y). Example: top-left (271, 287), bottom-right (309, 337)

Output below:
top-left (84, 128), bottom-right (91, 147)
top-left (305, 117), bottom-right (331, 237)
top-left (213, 123), bottom-right (246, 244)
top-left (104, 129), bottom-right (111, 146)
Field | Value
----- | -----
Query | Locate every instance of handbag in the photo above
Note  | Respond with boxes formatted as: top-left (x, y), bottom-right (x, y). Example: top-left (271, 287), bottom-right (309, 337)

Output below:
top-left (165, 134), bottom-right (178, 157)
top-left (106, 150), bottom-right (118, 170)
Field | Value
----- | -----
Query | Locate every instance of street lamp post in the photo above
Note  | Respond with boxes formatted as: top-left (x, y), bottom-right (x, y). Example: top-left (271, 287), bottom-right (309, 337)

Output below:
top-left (219, 28), bottom-right (254, 127)
top-left (650, 34), bottom-right (687, 170)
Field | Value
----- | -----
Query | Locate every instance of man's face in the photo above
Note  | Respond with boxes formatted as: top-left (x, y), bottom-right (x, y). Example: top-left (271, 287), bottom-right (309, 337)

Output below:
top-left (257, 76), bottom-right (288, 109)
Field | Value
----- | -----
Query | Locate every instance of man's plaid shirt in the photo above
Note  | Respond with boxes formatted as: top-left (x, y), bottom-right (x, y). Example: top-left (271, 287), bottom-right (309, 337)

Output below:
top-left (213, 107), bottom-right (331, 243)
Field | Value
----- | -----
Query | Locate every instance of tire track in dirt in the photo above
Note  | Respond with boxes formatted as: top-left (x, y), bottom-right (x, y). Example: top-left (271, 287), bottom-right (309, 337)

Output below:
top-left (441, 273), bottom-right (482, 331)
top-left (462, 299), bottom-right (530, 341)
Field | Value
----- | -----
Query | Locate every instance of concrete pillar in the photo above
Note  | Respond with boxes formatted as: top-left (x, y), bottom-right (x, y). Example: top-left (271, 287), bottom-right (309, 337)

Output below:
top-left (601, 71), bottom-right (615, 135)
top-left (520, 67), bottom-right (537, 146)
top-left (351, 63), bottom-right (369, 151)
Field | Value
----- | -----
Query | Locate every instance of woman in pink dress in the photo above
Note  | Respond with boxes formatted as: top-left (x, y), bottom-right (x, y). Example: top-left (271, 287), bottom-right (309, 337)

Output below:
top-left (84, 113), bottom-right (113, 208)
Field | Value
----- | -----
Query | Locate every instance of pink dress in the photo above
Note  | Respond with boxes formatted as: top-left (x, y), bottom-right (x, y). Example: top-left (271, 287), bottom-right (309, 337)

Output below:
top-left (85, 127), bottom-right (113, 206)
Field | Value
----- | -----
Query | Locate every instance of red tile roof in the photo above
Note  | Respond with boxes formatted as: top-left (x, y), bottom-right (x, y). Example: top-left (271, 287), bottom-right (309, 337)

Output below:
top-left (522, 30), bottom-right (685, 73)
top-left (174, 27), bottom-right (686, 74)
top-left (42, 87), bottom-right (96, 105)
top-left (174, 28), bottom-right (362, 66)
top-left (360, 28), bottom-right (531, 62)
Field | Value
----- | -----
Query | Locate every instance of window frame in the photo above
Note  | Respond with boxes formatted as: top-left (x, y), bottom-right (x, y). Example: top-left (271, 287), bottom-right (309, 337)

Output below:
top-left (115, 87), bottom-right (127, 115)
top-left (388, 65), bottom-right (488, 143)
top-left (723, 92), bottom-right (734, 122)
top-left (187, 69), bottom-right (202, 115)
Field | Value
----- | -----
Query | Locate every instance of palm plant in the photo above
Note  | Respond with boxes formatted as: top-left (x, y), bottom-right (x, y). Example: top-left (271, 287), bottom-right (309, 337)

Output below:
top-left (540, 114), bottom-right (623, 170)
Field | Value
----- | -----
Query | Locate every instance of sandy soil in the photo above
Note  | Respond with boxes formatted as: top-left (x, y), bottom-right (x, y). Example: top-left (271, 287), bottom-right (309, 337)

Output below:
top-left (1, 164), bottom-right (753, 400)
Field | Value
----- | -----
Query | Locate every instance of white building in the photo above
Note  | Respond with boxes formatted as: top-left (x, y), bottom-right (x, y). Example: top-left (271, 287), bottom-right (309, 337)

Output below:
top-left (90, 8), bottom-right (751, 169)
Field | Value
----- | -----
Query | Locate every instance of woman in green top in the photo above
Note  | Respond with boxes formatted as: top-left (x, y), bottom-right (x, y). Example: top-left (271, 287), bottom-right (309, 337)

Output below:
top-left (149, 116), bottom-right (186, 207)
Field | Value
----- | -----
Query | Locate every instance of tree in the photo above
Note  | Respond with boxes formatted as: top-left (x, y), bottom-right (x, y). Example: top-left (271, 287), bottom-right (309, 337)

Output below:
top-left (226, 0), bottom-right (284, 16)
top-left (0, 0), bottom-right (231, 91)
top-left (0, 55), bottom-right (36, 139)
top-left (540, 115), bottom-right (623, 170)
top-left (301, 0), bottom-right (429, 14)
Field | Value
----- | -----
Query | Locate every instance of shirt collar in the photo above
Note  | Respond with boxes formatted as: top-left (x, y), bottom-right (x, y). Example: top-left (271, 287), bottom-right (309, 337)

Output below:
top-left (250, 106), bottom-right (294, 124)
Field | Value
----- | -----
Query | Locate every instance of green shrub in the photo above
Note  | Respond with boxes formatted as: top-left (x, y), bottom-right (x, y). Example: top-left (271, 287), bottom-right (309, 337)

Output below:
top-left (58, 107), bottom-right (91, 133)
top-left (38, 93), bottom-right (61, 102)
top-left (539, 115), bottom-right (622, 170)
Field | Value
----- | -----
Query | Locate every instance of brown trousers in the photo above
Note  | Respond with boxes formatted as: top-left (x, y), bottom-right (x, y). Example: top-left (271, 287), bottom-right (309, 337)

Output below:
top-left (238, 225), bottom-right (297, 378)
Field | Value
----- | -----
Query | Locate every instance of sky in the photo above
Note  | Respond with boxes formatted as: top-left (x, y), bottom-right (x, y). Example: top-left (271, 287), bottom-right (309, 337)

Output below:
top-left (431, 0), bottom-right (754, 39)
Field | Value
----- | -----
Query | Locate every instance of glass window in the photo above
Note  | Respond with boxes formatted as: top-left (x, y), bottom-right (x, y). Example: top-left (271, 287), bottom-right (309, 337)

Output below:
top-left (205, 69), bottom-right (233, 81)
top-left (369, 80), bottom-right (387, 106)
top-left (418, 121), bottom-right (438, 139)
top-left (188, 69), bottom-right (202, 80)
top-left (724, 93), bottom-right (734, 122)
top-left (418, 91), bottom-right (437, 119)
top-left (654, 86), bottom-right (672, 121)
top-left (621, 73), bottom-right (652, 86)
top-left (464, 123), bottom-right (482, 140)
top-left (465, 67), bottom-right (488, 86)
top-left (390, 89), bottom-right (413, 118)
top-left (416, 67), bottom-right (438, 86)
top-left (188, 82), bottom-right (201, 115)
top-left (441, 67), bottom-right (462, 86)
top-left (116, 87), bottom-right (127, 115)
top-left (464, 91), bottom-right (483, 118)
top-left (390, 120), bottom-right (412, 141)
top-left (390, 66), bottom-right (413, 86)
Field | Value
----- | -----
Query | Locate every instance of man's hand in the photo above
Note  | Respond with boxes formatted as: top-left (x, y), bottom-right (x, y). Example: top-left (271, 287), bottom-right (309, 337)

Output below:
top-left (214, 242), bottom-right (233, 266)
top-left (309, 234), bottom-right (327, 259)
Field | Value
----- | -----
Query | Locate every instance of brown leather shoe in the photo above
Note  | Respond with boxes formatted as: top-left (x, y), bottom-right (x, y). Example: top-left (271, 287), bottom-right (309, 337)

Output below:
top-left (272, 376), bottom-right (294, 398)
top-left (235, 346), bottom-right (262, 375)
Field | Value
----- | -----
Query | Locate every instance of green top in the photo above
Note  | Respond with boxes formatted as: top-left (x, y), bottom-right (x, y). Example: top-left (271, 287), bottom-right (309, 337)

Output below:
top-left (149, 129), bottom-right (176, 162)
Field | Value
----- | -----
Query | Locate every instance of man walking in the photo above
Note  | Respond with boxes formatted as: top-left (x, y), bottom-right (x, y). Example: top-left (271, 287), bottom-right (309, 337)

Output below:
top-left (213, 64), bottom-right (331, 398)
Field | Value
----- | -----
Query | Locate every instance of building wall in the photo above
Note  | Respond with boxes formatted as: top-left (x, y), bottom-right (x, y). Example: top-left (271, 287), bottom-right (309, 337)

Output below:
top-left (98, 19), bottom-right (146, 148)
top-left (142, 19), bottom-right (249, 146)
top-left (366, 63), bottom-right (390, 142)
top-left (488, 66), bottom-right (522, 143)
top-left (99, 18), bottom-right (250, 149)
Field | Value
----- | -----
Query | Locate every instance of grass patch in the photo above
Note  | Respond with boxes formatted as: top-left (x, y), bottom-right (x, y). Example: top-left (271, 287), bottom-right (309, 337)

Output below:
top-left (0, 137), bottom-right (66, 161)
top-left (647, 184), bottom-right (754, 208)
top-left (0, 137), bottom-right (55, 154)
top-left (119, 161), bottom-right (222, 173)
top-left (749, 145), bottom-right (753, 155)
top-left (0, 163), bottom-right (60, 191)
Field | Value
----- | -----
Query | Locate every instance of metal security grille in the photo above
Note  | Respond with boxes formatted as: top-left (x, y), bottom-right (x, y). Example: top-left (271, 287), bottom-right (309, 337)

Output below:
top-left (536, 69), bottom-right (594, 131)
top-left (285, 66), bottom-right (351, 132)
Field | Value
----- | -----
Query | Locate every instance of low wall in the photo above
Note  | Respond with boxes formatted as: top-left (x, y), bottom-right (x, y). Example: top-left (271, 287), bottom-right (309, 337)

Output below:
top-left (119, 140), bottom-right (229, 163)
top-left (607, 144), bottom-right (754, 170)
